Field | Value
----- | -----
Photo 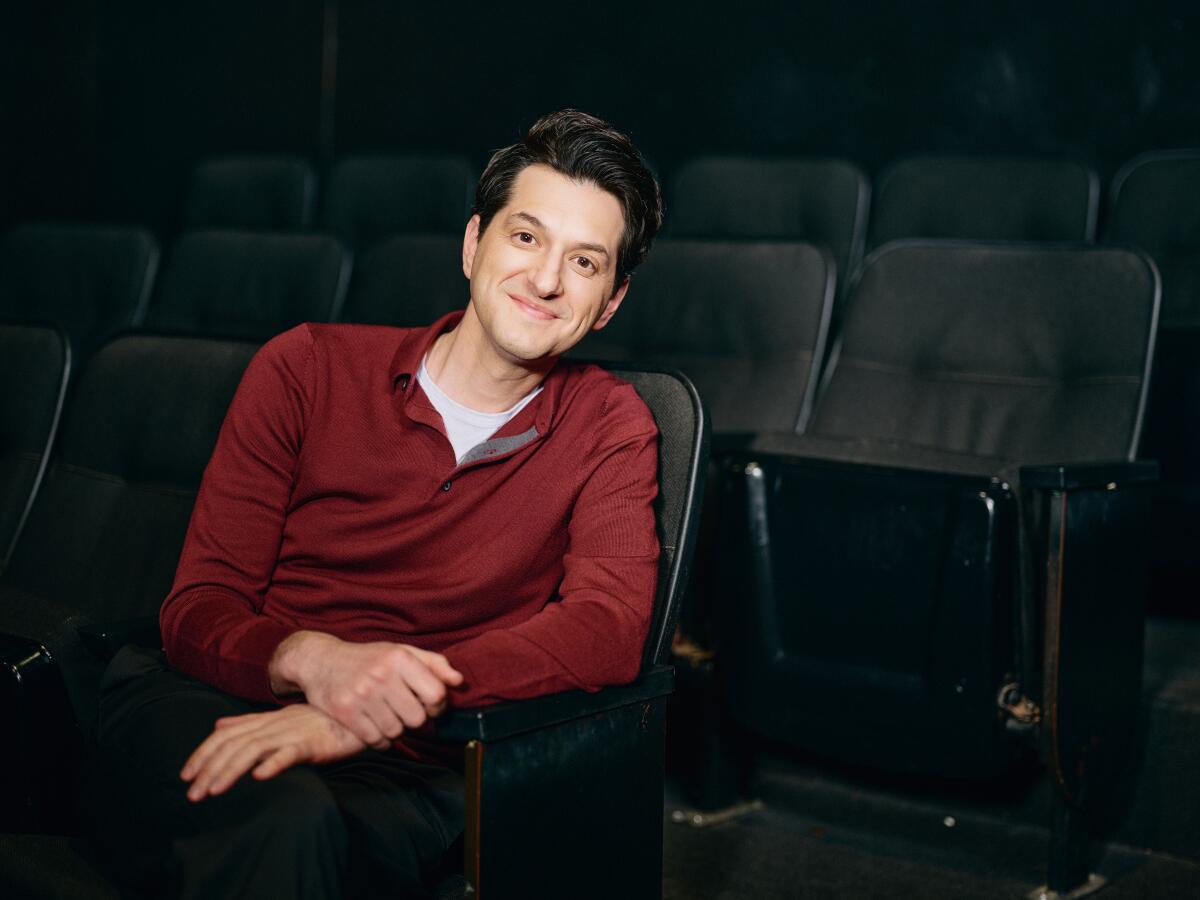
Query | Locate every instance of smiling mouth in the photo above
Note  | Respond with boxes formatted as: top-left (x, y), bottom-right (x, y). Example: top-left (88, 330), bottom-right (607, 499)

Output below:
top-left (508, 293), bottom-right (559, 320)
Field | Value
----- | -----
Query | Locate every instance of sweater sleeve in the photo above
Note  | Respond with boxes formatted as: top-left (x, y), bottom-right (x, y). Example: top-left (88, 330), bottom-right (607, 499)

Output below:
top-left (440, 381), bottom-right (660, 707)
top-left (159, 326), bottom-right (314, 704)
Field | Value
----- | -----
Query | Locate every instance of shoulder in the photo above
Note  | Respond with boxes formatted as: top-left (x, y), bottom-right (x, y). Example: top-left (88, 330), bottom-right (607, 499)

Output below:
top-left (253, 322), bottom-right (417, 375)
top-left (556, 361), bottom-right (657, 443)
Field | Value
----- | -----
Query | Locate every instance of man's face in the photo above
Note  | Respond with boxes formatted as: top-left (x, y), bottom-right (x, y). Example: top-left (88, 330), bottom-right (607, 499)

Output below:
top-left (461, 163), bottom-right (629, 366)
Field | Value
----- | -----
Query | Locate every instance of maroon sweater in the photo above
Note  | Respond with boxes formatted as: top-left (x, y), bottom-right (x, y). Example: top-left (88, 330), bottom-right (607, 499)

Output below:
top-left (160, 312), bottom-right (659, 715)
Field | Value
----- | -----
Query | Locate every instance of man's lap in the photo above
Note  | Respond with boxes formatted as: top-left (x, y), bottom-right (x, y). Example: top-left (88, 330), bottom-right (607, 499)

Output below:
top-left (90, 645), bottom-right (464, 898)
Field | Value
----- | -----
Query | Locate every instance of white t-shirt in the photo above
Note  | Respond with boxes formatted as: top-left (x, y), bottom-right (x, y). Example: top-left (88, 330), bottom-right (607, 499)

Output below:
top-left (417, 356), bottom-right (544, 464)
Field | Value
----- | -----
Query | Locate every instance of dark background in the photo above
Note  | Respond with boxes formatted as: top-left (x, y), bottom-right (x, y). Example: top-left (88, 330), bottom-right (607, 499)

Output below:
top-left (4, 0), bottom-right (1199, 231)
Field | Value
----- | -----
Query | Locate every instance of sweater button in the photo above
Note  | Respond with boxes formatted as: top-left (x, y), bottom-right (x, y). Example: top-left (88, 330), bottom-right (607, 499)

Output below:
top-left (441, 481), bottom-right (452, 492)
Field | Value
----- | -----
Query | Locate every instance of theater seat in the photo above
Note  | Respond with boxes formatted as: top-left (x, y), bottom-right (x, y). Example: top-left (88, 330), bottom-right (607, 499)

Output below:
top-left (322, 155), bottom-right (475, 248)
top-left (437, 364), bottom-right (708, 899)
top-left (144, 230), bottom-right (351, 340)
top-left (339, 233), bottom-right (467, 326)
top-left (0, 224), bottom-right (158, 360)
top-left (0, 363), bottom-right (708, 900)
top-left (1107, 150), bottom-right (1200, 328)
top-left (868, 156), bottom-right (1100, 249)
top-left (183, 156), bottom-right (317, 231)
top-left (715, 241), bottom-right (1159, 895)
top-left (0, 325), bottom-right (69, 575)
top-left (577, 239), bottom-right (835, 437)
top-left (0, 335), bottom-right (258, 832)
top-left (1105, 150), bottom-right (1200, 617)
top-left (667, 157), bottom-right (868, 291)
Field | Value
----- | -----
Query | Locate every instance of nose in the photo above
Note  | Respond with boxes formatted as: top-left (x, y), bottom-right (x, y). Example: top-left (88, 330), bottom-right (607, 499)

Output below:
top-left (529, 253), bottom-right (563, 298)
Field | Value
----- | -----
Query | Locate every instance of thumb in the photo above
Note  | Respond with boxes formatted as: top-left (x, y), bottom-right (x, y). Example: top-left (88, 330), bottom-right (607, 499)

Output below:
top-left (412, 648), bottom-right (464, 685)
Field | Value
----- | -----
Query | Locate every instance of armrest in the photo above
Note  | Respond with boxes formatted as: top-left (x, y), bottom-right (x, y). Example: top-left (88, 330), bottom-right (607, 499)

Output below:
top-left (436, 665), bottom-right (674, 743)
top-left (1020, 460), bottom-right (1159, 491)
top-left (76, 615), bottom-right (160, 662)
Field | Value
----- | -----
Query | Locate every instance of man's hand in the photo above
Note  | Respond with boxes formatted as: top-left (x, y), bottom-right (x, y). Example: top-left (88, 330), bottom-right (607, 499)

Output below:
top-left (268, 631), bottom-right (464, 747)
top-left (180, 704), bottom-right (369, 802)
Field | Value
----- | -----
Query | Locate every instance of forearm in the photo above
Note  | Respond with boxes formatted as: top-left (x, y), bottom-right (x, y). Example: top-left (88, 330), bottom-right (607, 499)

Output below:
top-left (161, 587), bottom-right (298, 704)
top-left (442, 553), bottom-right (658, 707)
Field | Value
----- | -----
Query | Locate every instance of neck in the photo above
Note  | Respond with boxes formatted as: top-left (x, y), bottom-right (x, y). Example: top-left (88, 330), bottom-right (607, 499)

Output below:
top-left (425, 311), bottom-right (552, 413)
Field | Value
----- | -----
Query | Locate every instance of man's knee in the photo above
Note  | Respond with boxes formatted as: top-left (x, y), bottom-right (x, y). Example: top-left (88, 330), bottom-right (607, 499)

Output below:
top-left (175, 769), bottom-right (349, 899)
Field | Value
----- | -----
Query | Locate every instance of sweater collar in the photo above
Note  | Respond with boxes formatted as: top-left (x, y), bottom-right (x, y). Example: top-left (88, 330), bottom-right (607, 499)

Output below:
top-left (388, 309), bottom-right (570, 437)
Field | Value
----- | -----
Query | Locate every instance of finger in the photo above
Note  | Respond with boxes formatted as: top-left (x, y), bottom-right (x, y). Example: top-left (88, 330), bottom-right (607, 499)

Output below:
top-left (393, 655), bottom-right (451, 711)
top-left (205, 737), bottom-right (277, 798)
top-left (188, 725), bottom-right (272, 800)
top-left (182, 729), bottom-right (231, 782)
top-left (252, 745), bottom-right (302, 781)
top-left (215, 712), bottom-right (265, 729)
top-left (362, 696), bottom-right (406, 740)
top-left (409, 648), bottom-right (464, 686)
top-left (323, 691), bottom-right (386, 747)
top-left (382, 679), bottom-right (428, 729)
top-left (182, 716), bottom-right (266, 780)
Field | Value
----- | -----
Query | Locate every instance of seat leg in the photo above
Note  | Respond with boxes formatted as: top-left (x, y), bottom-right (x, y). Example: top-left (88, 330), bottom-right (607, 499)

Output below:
top-left (1031, 792), bottom-right (1106, 900)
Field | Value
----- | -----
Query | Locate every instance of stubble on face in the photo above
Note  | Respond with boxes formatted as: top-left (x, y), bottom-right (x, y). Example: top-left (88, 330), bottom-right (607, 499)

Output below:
top-left (461, 164), bottom-right (629, 368)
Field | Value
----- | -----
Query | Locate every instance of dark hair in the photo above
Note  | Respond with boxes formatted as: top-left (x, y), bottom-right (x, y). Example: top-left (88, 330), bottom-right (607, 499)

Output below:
top-left (473, 110), bottom-right (663, 291)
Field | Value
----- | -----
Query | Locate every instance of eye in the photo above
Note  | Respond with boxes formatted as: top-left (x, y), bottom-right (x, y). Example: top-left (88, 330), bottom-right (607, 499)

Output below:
top-left (514, 231), bottom-right (535, 244)
top-left (574, 256), bottom-right (596, 272)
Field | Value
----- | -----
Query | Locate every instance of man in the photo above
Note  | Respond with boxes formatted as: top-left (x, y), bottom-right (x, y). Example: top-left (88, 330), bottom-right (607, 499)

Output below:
top-left (92, 109), bottom-right (664, 898)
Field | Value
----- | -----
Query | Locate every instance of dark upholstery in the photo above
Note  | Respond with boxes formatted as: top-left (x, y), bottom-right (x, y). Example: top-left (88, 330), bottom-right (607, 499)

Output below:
top-left (183, 156), bottom-right (317, 231)
top-left (868, 157), bottom-right (1100, 250)
top-left (805, 241), bottom-right (1158, 463)
top-left (715, 241), bottom-right (1160, 788)
top-left (578, 239), bottom-right (835, 435)
top-left (339, 233), bottom-right (468, 326)
top-left (1105, 151), bottom-right (1200, 612)
top-left (1106, 150), bottom-right (1200, 328)
top-left (0, 336), bottom-right (258, 737)
top-left (612, 366), bottom-right (709, 668)
top-left (0, 224), bottom-right (158, 360)
top-left (668, 157), bottom-right (869, 287)
top-left (145, 230), bottom-right (351, 340)
top-left (322, 155), bottom-right (474, 247)
top-left (0, 325), bottom-right (69, 573)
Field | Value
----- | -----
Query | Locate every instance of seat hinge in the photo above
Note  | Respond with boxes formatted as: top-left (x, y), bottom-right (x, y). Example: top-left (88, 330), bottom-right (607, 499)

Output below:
top-left (998, 681), bottom-right (1041, 732)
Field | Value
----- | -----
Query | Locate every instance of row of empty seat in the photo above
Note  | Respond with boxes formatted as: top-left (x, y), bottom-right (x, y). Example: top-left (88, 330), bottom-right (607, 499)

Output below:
top-left (185, 154), bottom-right (475, 247)
top-left (178, 151), bottom-right (1200, 323)
top-left (0, 236), bottom-right (1166, 895)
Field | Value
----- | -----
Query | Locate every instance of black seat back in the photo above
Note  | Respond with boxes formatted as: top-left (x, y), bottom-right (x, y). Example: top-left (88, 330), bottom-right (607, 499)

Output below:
top-left (145, 230), bottom-right (351, 340)
top-left (809, 241), bottom-right (1159, 464)
top-left (4, 336), bottom-right (259, 620)
top-left (0, 325), bottom-right (70, 573)
top-left (580, 239), bottom-right (835, 435)
top-left (0, 224), bottom-right (158, 360)
top-left (322, 155), bottom-right (474, 248)
top-left (183, 156), bottom-right (317, 231)
top-left (0, 335), bottom-right (258, 738)
top-left (339, 233), bottom-right (467, 326)
top-left (668, 157), bottom-right (869, 286)
top-left (597, 365), bottom-right (708, 669)
top-left (1106, 150), bottom-right (1200, 328)
top-left (869, 157), bottom-right (1100, 250)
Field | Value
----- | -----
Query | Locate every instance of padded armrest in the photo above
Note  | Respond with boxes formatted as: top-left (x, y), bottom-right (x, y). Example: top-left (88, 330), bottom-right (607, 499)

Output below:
top-left (1019, 460), bottom-right (1159, 490)
top-left (76, 615), bottom-right (160, 662)
top-left (436, 665), bottom-right (674, 743)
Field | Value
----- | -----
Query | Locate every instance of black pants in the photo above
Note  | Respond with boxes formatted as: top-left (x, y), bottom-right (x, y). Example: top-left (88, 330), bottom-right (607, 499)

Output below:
top-left (88, 645), bottom-right (465, 900)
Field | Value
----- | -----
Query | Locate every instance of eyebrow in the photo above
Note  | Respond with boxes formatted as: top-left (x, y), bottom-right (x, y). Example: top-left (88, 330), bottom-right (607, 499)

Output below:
top-left (508, 212), bottom-right (612, 260)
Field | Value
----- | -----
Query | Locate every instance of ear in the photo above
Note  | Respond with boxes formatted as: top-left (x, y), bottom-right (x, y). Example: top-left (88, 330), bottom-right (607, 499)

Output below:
top-left (591, 277), bottom-right (630, 331)
top-left (462, 214), bottom-right (482, 280)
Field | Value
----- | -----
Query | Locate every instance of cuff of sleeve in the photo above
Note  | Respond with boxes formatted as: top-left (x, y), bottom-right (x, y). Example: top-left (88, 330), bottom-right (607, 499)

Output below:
top-left (202, 614), bottom-right (298, 706)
